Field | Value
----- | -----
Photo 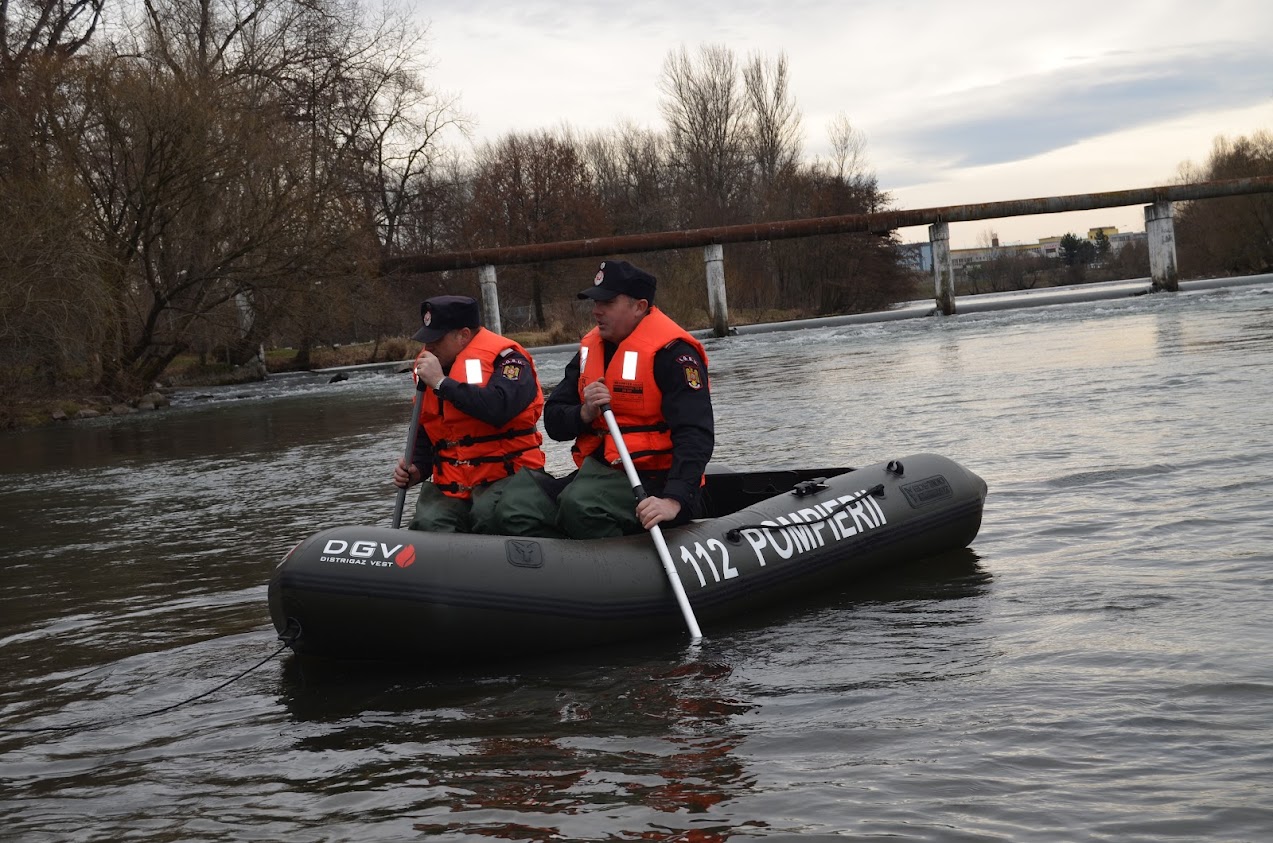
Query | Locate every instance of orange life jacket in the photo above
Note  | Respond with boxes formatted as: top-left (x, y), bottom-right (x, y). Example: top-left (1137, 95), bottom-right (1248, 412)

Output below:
top-left (418, 329), bottom-right (545, 499)
top-left (572, 307), bottom-right (707, 473)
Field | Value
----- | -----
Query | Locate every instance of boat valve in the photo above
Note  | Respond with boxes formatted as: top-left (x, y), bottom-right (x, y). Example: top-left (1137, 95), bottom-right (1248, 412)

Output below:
top-left (886, 460), bottom-right (904, 476)
top-left (791, 478), bottom-right (829, 497)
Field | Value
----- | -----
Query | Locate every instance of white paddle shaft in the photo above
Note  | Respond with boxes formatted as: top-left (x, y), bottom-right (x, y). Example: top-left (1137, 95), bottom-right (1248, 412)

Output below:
top-left (601, 406), bottom-right (703, 641)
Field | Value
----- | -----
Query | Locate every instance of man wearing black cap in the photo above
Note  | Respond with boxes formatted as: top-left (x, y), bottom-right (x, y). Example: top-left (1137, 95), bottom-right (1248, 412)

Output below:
top-left (537, 259), bottom-right (714, 538)
top-left (391, 295), bottom-right (553, 533)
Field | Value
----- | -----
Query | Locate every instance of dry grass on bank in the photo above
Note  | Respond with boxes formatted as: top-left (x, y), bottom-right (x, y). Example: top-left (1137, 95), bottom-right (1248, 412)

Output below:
top-left (1, 392), bottom-right (97, 431)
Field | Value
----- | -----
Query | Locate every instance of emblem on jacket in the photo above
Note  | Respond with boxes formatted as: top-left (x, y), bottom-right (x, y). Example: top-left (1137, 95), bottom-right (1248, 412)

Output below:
top-left (677, 354), bottom-right (703, 389)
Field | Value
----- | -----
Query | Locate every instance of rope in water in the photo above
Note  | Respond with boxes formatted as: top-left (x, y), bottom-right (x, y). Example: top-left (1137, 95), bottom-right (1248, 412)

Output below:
top-left (0, 624), bottom-right (300, 735)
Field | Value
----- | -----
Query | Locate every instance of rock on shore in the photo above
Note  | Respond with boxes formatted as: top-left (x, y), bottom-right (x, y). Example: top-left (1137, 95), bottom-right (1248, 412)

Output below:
top-left (50, 390), bottom-right (172, 423)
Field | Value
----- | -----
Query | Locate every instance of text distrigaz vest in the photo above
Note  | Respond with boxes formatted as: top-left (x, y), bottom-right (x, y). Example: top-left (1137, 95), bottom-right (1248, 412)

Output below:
top-left (418, 329), bottom-right (545, 499)
top-left (573, 308), bottom-right (707, 471)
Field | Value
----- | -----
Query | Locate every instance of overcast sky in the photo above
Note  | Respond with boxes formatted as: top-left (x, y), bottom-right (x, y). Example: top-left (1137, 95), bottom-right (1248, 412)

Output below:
top-left (419, 0), bottom-right (1273, 248)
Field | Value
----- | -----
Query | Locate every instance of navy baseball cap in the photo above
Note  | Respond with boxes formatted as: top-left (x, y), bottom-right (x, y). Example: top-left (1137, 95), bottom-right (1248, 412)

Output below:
top-left (577, 260), bottom-right (656, 304)
top-left (412, 295), bottom-right (480, 342)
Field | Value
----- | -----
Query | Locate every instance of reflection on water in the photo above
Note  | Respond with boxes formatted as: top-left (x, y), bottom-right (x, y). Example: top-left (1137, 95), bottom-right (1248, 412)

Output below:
top-left (264, 548), bottom-right (990, 841)
top-left (0, 382), bottom-right (409, 475)
top-left (274, 651), bottom-right (759, 841)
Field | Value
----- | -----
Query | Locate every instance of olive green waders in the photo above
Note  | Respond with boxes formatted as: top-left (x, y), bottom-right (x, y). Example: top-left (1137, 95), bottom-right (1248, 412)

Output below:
top-left (408, 471), bottom-right (518, 534)
top-left (555, 458), bottom-right (642, 538)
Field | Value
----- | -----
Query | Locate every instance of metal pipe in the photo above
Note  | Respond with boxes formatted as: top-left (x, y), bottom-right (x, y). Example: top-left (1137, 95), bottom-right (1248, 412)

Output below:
top-left (381, 176), bottom-right (1273, 275)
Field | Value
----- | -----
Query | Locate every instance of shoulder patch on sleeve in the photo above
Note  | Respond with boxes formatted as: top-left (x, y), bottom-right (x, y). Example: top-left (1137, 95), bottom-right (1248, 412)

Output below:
top-left (498, 354), bottom-right (529, 381)
top-left (676, 353), bottom-right (704, 390)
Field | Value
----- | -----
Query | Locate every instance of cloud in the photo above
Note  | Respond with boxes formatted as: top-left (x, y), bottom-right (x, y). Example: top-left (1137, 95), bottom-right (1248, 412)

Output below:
top-left (874, 44), bottom-right (1272, 178)
top-left (419, 0), bottom-right (1273, 245)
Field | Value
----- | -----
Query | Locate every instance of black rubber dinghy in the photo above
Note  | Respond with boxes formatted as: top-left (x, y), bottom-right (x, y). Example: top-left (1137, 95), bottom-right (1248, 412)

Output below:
top-left (269, 453), bottom-right (987, 663)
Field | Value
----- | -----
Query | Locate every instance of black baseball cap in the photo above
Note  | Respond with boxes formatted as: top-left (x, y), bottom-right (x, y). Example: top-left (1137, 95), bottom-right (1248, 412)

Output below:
top-left (412, 295), bottom-right (480, 342)
top-left (577, 260), bottom-right (656, 304)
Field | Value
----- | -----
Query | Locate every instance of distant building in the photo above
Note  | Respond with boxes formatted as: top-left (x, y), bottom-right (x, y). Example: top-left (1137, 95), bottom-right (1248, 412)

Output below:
top-left (1107, 231), bottom-right (1145, 253)
top-left (1036, 236), bottom-right (1063, 259)
top-left (904, 227), bottom-right (1147, 271)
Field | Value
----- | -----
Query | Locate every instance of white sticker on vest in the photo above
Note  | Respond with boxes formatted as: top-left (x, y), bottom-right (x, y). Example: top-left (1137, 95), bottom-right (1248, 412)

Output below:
top-left (465, 358), bottom-right (482, 384)
top-left (622, 350), bottom-right (639, 381)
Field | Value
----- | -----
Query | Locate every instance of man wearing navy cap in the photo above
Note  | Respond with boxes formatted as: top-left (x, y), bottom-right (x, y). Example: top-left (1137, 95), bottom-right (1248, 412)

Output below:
top-left (391, 295), bottom-right (553, 533)
top-left (529, 259), bottom-right (714, 538)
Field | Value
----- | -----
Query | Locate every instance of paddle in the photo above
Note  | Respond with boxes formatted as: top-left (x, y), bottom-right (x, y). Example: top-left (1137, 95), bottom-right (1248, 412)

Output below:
top-left (600, 404), bottom-right (704, 641)
top-left (392, 372), bottom-right (430, 529)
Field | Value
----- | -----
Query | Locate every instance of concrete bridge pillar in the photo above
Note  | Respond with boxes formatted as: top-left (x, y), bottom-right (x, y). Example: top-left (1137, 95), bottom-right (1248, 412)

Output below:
top-left (478, 264), bottom-right (502, 334)
top-left (704, 243), bottom-right (730, 337)
top-left (930, 221), bottom-right (956, 314)
top-left (1144, 200), bottom-right (1179, 292)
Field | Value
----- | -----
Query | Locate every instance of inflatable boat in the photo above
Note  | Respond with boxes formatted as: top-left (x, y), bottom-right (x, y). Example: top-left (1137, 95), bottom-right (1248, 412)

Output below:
top-left (269, 453), bottom-right (987, 663)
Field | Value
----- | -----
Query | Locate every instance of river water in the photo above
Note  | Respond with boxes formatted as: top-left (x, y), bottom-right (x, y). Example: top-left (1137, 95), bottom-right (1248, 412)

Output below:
top-left (2, 281), bottom-right (1271, 841)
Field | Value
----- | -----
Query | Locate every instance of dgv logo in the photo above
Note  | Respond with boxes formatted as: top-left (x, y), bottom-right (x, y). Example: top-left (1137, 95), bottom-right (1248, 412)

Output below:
top-left (321, 538), bottom-right (416, 569)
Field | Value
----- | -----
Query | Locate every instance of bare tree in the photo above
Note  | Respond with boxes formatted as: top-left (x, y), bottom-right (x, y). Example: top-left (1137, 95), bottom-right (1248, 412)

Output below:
top-left (827, 113), bottom-right (869, 187)
top-left (755, 109), bottom-right (903, 314)
top-left (465, 129), bottom-right (607, 327)
top-left (392, 147), bottom-right (471, 255)
top-left (0, 0), bottom-right (107, 397)
top-left (63, 1), bottom-right (301, 385)
top-left (742, 50), bottom-right (802, 198)
top-left (0, 0), bottom-right (104, 172)
top-left (266, 1), bottom-right (467, 364)
top-left (277, 2), bottom-right (471, 259)
top-left (1176, 130), bottom-right (1273, 277)
top-left (583, 121), bottom-right (672, 235)
top-left (658, 43), bottom-right (749, 228)
top-left (35, 0), bottom-right (465, 389)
